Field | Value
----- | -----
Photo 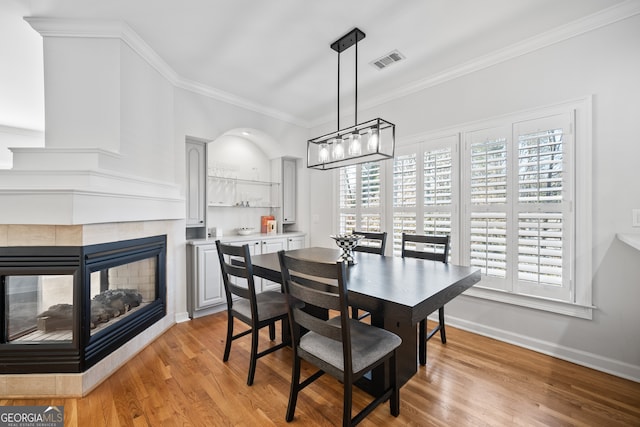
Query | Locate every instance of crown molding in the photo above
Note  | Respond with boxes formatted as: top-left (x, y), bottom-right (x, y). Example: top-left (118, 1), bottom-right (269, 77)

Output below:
top-left (24, 0), bottom-right (640, 131)
top-left (311, 0), bottom-right (640, 127)
top-left (173, 77), bottom-right (307, 127)
top-left (24, 17), bottom-right (308, 128)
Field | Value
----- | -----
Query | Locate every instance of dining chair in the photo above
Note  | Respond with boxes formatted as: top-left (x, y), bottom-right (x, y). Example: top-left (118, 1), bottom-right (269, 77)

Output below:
top-left (352, 231), bottom-right (387, 255)
top-left (401, 233), bottom-right (450, 365)
top-left (278, 250), bottom-right (401, 427)
top-left (351, 231), bottom-right (387, 319)
top-left (215, 240), bottom-right (289, 386)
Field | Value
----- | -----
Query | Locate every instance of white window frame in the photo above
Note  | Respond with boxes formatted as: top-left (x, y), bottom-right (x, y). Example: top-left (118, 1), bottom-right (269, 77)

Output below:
top-left (334, 97), bottom-right (593, 319)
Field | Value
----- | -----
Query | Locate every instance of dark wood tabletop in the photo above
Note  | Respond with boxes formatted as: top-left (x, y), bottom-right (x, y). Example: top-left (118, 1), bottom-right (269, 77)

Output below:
top-left (250, 246), bottom-right (481, 394)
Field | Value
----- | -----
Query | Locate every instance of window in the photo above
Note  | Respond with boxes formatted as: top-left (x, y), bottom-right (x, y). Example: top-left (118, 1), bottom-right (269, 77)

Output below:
top-left (462, 114), bottom-right (573, 302)
top-left (392, 136), bottom-right (458, 256)
top-left (338, 162), bottom-right (384, 234)
top-left (335, 98), bottom-right (592, 318)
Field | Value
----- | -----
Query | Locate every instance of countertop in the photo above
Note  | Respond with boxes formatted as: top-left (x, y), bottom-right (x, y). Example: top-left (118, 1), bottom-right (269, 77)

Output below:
top-left (188, 231), bottom-right (306, 246)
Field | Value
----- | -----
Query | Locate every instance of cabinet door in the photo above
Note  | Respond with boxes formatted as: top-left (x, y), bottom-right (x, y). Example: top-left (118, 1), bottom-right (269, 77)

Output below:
top-left (245, 240), bottom-right (262, 256)
top-left (287, 236), bottom-right (305, 250)
top-left (196, 245), bottom-right (223, 309)
top-left (186, 141), bottom-right (206, 227)
top-left (260, 238), bottom-right (287, 292)
top-left (261, 238), bottom-right (286, 254)
top-left (282, 158), bottom-right (296, 224)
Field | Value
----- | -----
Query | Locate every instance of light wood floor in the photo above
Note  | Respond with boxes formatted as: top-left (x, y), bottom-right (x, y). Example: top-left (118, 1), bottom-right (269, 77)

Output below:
top-left (2, 312), bottom-right (639, 426)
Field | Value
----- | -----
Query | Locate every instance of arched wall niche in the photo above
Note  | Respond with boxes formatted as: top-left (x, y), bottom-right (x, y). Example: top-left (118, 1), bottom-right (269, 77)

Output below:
top-left (205, 127), bottom-right (283, 234)
top-left (207, 127), bottom-right (281, 182)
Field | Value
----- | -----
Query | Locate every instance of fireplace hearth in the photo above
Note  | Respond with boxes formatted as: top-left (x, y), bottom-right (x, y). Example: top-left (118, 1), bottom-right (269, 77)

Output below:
top-left (0, 235), bottom-right (166, 374)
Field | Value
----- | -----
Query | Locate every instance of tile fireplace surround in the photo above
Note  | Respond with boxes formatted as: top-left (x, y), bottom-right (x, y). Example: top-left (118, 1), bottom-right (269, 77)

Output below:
top-left (0, 221), bottom-right (179, 397)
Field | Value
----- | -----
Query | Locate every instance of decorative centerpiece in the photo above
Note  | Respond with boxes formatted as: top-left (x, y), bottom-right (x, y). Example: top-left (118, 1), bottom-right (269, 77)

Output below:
top-left (330, 233), bottom-right (365, 265)
top-left (236, 227), bottom-right (255, 236)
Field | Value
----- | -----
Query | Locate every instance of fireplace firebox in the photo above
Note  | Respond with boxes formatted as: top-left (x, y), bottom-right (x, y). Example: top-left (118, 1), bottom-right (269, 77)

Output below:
top-left (0, 235), bottom-right (166, 373)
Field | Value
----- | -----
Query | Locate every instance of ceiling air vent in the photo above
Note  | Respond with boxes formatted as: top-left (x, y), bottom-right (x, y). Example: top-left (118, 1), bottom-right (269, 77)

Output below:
top-left (370, 50), bottom-right (405, 70)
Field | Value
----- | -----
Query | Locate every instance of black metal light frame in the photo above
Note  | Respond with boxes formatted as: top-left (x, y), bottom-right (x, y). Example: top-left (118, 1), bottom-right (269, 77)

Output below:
top-left (307, 28), bottom-right (395, 170)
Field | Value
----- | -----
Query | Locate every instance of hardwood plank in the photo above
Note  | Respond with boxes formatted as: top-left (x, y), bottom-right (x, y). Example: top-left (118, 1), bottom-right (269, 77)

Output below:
top-left (2, 312), bottom-right (639, 426)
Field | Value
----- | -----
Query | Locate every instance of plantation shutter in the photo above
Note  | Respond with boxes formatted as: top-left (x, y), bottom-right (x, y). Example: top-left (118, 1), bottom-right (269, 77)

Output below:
top-left (464, 113), bottom-right (573, 300)
top-left (465, 128), bottom-right (511, 290)
top-left (392, 135), bottom-right (459, 257)
top-left (338, 162), bottom-right (384, 235)
top-left (360, 162), bottom-right (382, 232)
top-left (424, 146), bottom-right (454, 259)
top-left (339, 165), bottom-right (357, 233)
top-left (392, 151), bottom-right (417, 254)
top-left (514, 114), bottom-right (572, 300)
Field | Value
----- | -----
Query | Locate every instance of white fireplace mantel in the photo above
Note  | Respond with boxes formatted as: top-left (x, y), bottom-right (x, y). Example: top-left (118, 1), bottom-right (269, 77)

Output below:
top-left (0, 148), bottom-right (183, 225)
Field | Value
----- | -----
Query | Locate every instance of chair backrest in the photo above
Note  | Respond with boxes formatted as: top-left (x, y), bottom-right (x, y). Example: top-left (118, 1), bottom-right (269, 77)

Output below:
top-left (215, 240), bottom-right (259, 317)
top-left (401, 233), bottom-right (450, 263)
top-left (352, 231), bottom-right (387, 255)
top-left (277, 251), bottom-right (353, 369)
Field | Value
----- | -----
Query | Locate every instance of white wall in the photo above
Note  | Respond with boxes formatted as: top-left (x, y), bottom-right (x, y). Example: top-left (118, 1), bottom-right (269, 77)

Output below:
top-left (119, 43), bottom-right (175, 182)
top-left (309, 14), bottom-right (640, 380)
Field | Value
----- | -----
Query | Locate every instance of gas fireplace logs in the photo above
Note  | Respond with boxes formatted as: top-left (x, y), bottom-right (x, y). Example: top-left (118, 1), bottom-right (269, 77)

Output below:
top-left (37, 289), bottom-right (143, 332)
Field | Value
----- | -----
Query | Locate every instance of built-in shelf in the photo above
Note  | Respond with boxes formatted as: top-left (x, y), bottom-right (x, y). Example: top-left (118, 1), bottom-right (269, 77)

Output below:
top-left (207, 203), bottom-right (280, 208)
top-left (617, 233), bottom-right (640, 251)
top-left (207, 176), bottom-right (280, 208)
top-left (207, 176), bottom-right (280, 186)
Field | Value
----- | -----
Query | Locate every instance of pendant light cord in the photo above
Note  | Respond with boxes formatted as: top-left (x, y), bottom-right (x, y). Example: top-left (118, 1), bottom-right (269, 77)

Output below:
top-left (337, 51), bottom-right (340, 131)
top-left (336, 31), bottom-right (361, 131)
top-left (355, 37), bottom-right (358, 125)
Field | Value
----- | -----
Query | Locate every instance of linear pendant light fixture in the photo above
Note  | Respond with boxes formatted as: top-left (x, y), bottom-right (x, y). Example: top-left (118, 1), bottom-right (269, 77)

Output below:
top-left (307, 28), bottom-right (395, 170)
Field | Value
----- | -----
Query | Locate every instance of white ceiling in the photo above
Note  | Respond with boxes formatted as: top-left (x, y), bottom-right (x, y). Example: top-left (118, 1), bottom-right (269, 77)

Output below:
top-left (1, 0), bottom-right (632, 130)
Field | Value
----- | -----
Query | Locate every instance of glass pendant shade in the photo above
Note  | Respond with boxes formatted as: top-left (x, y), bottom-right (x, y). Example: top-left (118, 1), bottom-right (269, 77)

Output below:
top-left (367, 128), bottom-right (379, 152)
top-left (332, 138), bottom-right (345, 160)
top-left (318, 143), bottom-right (329, 163)
top-left (348, 133), bottom-right (362, 156)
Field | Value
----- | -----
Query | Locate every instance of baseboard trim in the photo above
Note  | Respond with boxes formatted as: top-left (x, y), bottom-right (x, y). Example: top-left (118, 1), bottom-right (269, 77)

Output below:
top-left (442, 315), bottom-right (640, 383)
top-left (174, 311), bottom-right (190, 323)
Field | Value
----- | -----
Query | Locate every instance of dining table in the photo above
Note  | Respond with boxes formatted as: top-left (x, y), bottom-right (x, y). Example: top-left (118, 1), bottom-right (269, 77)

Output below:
top-left (249, 246), bottom-right (481, 396)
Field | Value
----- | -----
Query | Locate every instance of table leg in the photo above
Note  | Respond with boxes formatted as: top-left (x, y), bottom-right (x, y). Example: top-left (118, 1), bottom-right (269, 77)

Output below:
top-left (364, 310), bottom-right (417, 394)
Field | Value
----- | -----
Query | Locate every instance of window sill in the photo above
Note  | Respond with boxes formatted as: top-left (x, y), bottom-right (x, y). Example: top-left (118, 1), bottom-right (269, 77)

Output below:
top-left (463, 286), bottom-right (595, 319)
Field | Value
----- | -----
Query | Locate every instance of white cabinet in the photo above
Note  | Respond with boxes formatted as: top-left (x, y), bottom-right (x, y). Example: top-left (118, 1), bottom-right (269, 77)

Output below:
top-left (187, 234), bottom-right (305, 318)
top-left (225, 236), bottom-right (287, 292)
top-left (271, 157), bottom-right (298, 226)
top-left (262, 237), bottom-right (287, 254)
top-left (259, 237), bottom-right (286, 292)
top-left (282, 158), bottom-right (297, 224)
top-left (287, 235), bottom-right (305, 250)
top-left (185, 139), bottom-right (207, 228)
top-left (186, 242), bottom-right (223, 318)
